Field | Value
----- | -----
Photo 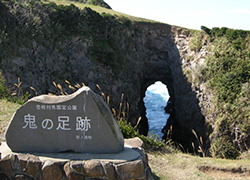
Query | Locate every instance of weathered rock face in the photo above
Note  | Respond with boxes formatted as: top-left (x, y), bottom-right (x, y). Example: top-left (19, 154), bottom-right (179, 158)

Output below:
top-left (5, 87), bottom-right (124, 153)
top-left (1, 7), bottom-right (213, 152)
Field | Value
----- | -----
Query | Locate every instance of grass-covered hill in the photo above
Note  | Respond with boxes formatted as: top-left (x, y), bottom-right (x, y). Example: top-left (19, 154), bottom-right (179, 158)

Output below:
top-left (0, 0), bottom-right (249, 163)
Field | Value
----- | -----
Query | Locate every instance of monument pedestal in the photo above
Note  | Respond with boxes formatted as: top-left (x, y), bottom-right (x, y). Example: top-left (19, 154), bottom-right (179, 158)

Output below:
top-left (0, 138), bottom-right (154, 180)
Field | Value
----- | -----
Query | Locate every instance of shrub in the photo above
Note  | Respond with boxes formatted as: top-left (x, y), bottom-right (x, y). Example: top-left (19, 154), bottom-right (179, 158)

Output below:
top-left (118, 119), bottom-right (138, 139)
top-left (211, 136), bottom-right (240, 159)
top-left (189, 32), bottom-right (203, 52)
top-left (0, 75), bottom-right (30, 104)
top-left (219, 27), bottom-right (228, 36)
top-left (204, 28), bottom-right (250, 159)
top-left (204, 36), bottom-right (250, 104)
top-left (226, 29), bottom-right (239, 40)
top-left (201, 26), bottom-right (211, 35)
top-left (201, 26), bottom-right (249, 40)
top-left (118, 119), bottom-right (166, 151)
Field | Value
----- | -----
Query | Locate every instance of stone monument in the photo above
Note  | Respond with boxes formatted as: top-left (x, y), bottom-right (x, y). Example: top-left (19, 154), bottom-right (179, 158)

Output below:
top-left (0, 86), bottom-right (154, 180)
top-left (5, 86), bottom-right (124, 153)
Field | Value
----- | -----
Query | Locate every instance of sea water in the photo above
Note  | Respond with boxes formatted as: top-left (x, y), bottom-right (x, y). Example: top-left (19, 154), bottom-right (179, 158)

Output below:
top-left (144, 81), bottom-right (170, 138)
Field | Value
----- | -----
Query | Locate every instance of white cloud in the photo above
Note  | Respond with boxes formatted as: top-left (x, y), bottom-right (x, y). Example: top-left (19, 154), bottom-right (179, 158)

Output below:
top-left (228, 9), bottom-right (250, 14)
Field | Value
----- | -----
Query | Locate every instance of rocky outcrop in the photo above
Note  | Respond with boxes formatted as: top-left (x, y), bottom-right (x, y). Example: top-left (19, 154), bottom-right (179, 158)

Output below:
top-left (0, 2), bottom-right (214, 153)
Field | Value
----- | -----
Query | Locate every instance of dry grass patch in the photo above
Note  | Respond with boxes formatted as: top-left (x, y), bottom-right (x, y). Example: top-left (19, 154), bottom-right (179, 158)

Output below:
top-left (148, 151), bottom-right (250, 180)
top-left (0, 99), bottom-right (21, 134)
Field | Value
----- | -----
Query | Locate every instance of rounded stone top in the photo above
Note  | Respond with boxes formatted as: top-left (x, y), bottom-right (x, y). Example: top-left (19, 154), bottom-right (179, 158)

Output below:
top-left (31, 86), bottom-right (91, 104)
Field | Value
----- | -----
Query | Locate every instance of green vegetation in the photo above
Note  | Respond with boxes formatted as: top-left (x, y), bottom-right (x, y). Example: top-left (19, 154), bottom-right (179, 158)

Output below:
top-left (66, 0), bottom-right (112, 9)
top-left (189, 31), bottom-right (203, 52)
top-left (201, 26), bottom-right (249, 40)
top-left (118, 119), bottom-right (167, 151)
top-left (0, 74), bottom-right (30, 104)
top-left (47, 0), bottom-right (157, 23)
top-left (201, 26), bottom-right (250, 159)
top-left (0, 73), bottom-right (9, 99)
top-left (210, 136), bottom-right (240, 159)
top-left (86, 0), bottom-right (111, 9)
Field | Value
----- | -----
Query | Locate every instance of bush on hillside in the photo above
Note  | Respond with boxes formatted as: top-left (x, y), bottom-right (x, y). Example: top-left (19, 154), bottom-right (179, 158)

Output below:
top-left (211, 136), bottom-right (240, 159)
top-left (203, 26), bottom-right (250, 159)
top-left (201, 25), bottom-right (249, 40)
top-left (189, 31), bottom-right (203, 52)
top-left (201, 25), bottom-right (211, 35)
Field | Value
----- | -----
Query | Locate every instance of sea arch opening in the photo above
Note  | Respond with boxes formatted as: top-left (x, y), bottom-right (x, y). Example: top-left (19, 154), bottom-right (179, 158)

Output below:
top-left (143, 81), bottom-right (170, 138)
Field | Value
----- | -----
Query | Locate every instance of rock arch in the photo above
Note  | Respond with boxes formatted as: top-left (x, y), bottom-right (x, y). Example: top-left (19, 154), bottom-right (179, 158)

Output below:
top-left (134, 23), bottom-right (210, 152)
top-left (1, 21), bottom-right (210, 153)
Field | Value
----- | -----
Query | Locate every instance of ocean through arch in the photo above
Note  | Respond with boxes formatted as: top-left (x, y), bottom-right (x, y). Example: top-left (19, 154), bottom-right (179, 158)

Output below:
top-left (143, 81), bottom-right (170, 138)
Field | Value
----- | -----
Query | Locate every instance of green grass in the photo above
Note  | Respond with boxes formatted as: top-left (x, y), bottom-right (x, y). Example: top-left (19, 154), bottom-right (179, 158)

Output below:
top-left (47, 0), bottom-right (158, 23)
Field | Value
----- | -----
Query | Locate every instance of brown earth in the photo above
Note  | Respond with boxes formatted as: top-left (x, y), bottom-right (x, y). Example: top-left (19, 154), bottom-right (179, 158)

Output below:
top-left (198, 165), bottom-right (250, 180)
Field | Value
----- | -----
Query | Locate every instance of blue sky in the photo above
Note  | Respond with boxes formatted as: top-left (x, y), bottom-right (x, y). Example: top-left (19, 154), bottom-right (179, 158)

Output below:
top-left (104, 0), bottom-right (250, 30)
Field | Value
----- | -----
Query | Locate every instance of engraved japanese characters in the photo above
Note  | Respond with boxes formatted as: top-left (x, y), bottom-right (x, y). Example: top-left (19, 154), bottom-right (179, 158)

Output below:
top-left (5, 86), bottom-right (124, 153)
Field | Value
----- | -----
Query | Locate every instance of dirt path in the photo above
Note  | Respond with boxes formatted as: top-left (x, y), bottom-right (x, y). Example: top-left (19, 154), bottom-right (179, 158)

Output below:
top-left (198, 165), bottom-right (250, 180)
top-left (148, 152), bottom-right (250, 180)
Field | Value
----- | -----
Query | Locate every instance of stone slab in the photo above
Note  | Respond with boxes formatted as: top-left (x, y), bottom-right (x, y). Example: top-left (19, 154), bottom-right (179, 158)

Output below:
top-left (0, 139), bottom-right (154, 180)
top-left (5, 86), bottom-right (124, 153)
top-left (0, 142), bottom-right (141, 163)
